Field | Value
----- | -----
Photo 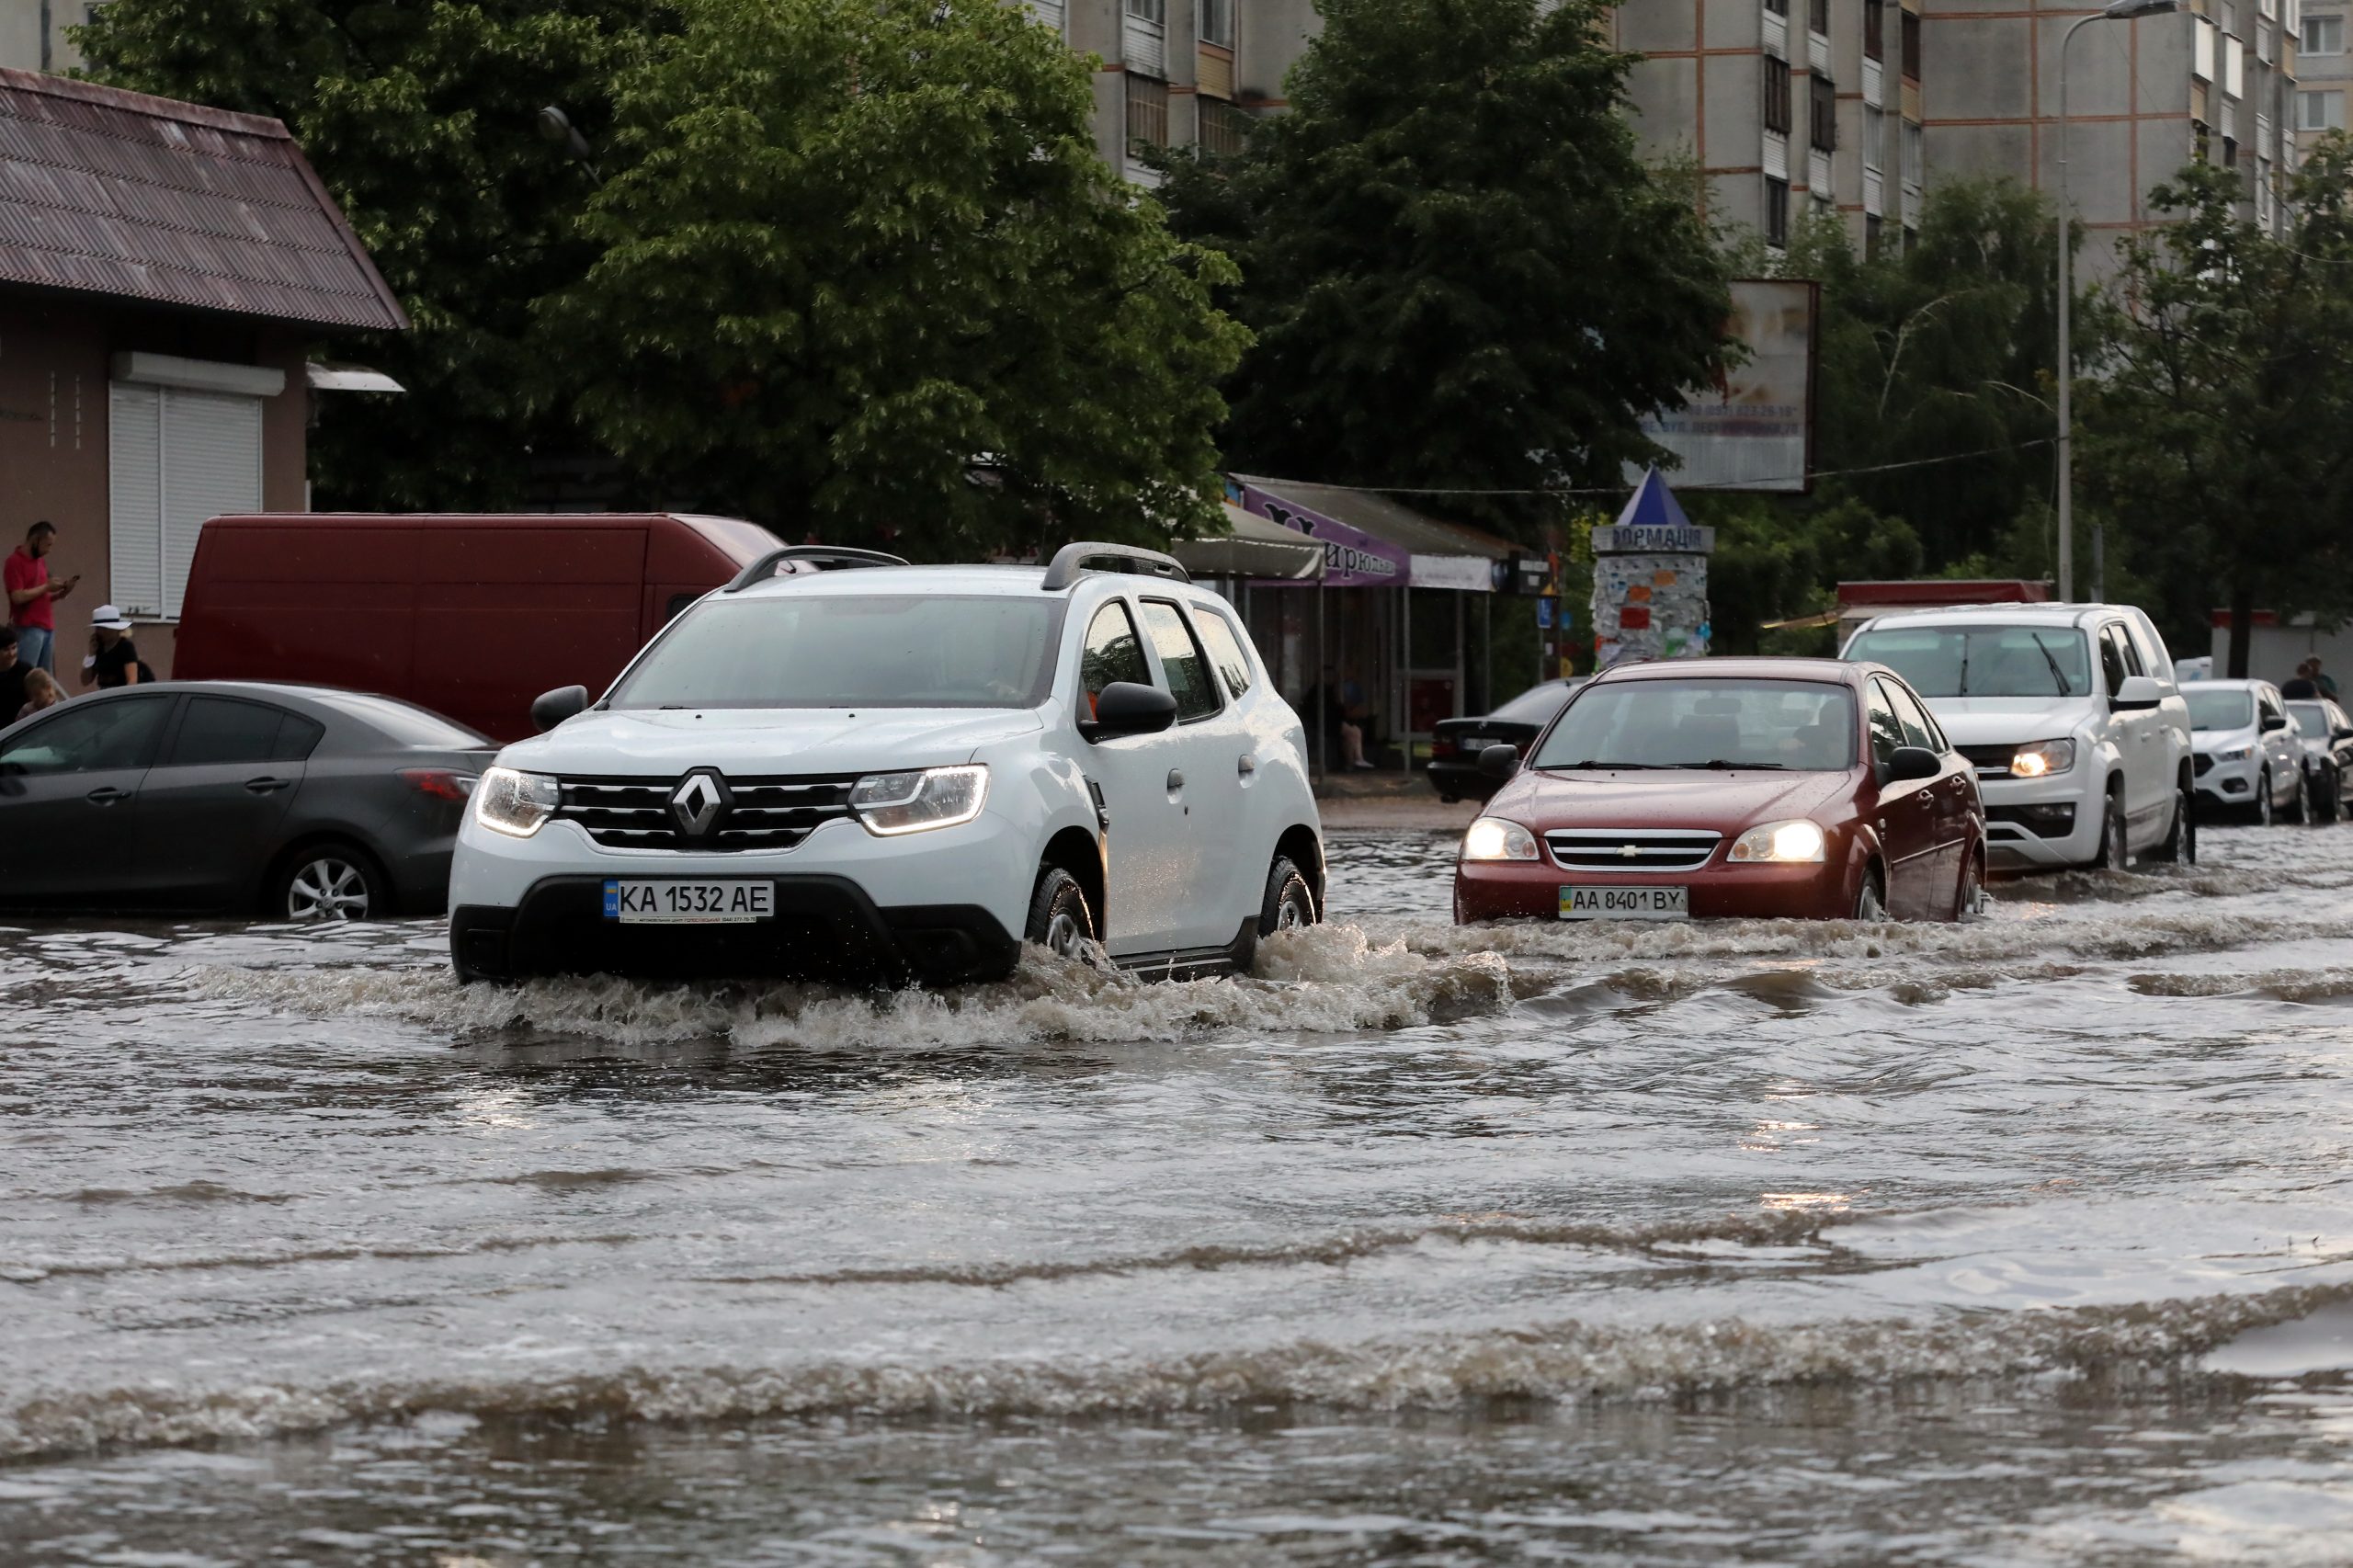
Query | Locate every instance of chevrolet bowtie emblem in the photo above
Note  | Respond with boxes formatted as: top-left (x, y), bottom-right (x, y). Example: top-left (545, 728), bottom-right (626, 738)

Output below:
top-left (671, 772), bottom-right (726, 836)
top-left (1619, 844), bottom-right (1642, 858)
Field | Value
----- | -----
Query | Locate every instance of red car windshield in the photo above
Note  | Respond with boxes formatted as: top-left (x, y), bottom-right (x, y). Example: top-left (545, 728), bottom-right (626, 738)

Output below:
top-left (1530, 679), bottom-right (1858, 772)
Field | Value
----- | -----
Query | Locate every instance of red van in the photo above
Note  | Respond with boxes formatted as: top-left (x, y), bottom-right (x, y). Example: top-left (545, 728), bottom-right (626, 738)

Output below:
top-left (175, 513), bottom-right (781, 741)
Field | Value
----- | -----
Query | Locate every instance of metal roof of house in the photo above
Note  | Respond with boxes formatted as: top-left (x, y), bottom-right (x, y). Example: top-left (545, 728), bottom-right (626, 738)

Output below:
top-left (0, 68), bottom-right (407, 333)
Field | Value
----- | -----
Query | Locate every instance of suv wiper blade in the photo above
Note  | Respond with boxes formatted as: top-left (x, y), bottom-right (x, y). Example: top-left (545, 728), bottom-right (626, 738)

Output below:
top-left (2029, 633), bottom-right (2074, 696)
top-left (1558, 759), bottom-right (1668, 770)
top-left (1677, 760), bottom-right (1790, 770)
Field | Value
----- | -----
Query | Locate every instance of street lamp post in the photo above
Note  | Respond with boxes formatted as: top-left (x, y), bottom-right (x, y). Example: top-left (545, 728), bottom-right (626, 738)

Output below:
top-left (2056, 0), bottom-right (2178, 603)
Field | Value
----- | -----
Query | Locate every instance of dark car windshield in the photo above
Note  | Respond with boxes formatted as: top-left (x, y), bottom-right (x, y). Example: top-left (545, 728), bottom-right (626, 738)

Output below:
top-left (1530, 678), bottom-right (1858, 772)
top-left (2186, 689), bottom-right (2256, 732)
top-left (1846, 625), bottom-right (2091, 698)
top-left (610, 595), bottom-right (1062, 710)
top-left (1487, 680), bottom-right (1583, 726)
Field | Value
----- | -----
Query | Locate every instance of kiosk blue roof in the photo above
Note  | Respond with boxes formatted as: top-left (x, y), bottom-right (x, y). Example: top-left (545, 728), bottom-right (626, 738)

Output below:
top-left (1614, 466), bottom-right (1692, 531)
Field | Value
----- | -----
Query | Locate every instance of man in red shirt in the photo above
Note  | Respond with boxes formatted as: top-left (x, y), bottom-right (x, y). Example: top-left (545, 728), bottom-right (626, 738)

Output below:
top-left (6, 521), bottom-right (78, 675)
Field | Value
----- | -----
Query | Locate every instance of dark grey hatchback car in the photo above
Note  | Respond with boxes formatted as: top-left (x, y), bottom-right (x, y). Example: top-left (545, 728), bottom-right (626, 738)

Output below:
top-left (0, 683), bottom-right (494, 920)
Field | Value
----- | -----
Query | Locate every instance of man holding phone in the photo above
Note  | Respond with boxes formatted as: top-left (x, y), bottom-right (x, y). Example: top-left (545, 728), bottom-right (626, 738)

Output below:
top-left (6, 521), bottom-right (79, 675)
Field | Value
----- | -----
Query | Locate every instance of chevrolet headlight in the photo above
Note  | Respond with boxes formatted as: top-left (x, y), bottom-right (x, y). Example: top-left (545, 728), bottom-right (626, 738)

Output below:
top-left (2214, 744), bottom-right (2256, 763)
top-left (1461, 816), bottom-right (1540, 861)
top-left (850, 765), bottom-right (989, 835)
top-left (474, 767), bottom-right (561, 838)
top-left (1727, 819), bottom-right (1826, 864)
top-left (2009, 739), bottom-right (2075, 778)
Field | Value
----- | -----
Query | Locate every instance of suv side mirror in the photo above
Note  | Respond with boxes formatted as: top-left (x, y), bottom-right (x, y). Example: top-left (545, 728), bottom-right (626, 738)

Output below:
top-left (1081, 681), bottom-right (1176, 742)
top-left (530, 684), bottom-right (589, 733)
top-left (1477, 743), bottom-right (1520, 781)
top-left (2111, 675), bottom-right (2163, 711)
top-left (1883, 745), bottom-right (1943, 784)
top-left (2262, 711), bottom-right (2290, 733)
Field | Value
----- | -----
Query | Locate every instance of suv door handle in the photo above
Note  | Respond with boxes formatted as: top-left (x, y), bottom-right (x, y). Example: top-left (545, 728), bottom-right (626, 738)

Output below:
top-left (1237, 754), bottom-right (1256, 778)
top-left (85, 786), bottom-right (128, 806)
top-left (244, 776), bottom-right (292, 794)
top-left (1166, 768), bottom-right (1185, 791)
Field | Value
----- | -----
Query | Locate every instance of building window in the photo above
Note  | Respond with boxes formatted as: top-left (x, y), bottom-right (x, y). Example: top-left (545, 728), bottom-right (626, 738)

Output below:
top-left (1809, 0), bottom-right (1830, 35)
top-left (2304, 12), bottom-right (2344, 52)
top-left (1126, 0), bottom-right (1165, 22)
top-left (1766, 176), bottom-right (1790, 247)
top-left (1199, 98), bottom-right (1253, 158)
top-left (1866, 213), bottom-right (1884, 256)
top-left (1810, 73), bottom-right (1838, 151)
top-left (1902, 9), bottom-right (1922, 78)
top-left (1865, 0), bottom-right (1885, 62)
top-left (1127, 72), bottom-right (1169, 150)
top-left (2299, 88), bottom-right (2346, 130)
top-left (107, 382), bottom-right (262, 621)
top-left (1764, 56), bottom-right (1793, 134)
top-left (2222, 0), bottom-right (2241, 36)
top-left (1199, 0), bottom-right (1234, 47)
top-left (1766, 0), bottom-right (1788, 13)
top-left (1864, 104), bottom-right (1885, 169)
top-left (1903, 120), bottom-right (1925, 184)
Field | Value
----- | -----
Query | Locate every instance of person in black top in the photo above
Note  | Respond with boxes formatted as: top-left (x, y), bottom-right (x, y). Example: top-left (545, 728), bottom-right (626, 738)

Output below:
top-left (0, 627), bottom-right (28, 725)
top-left (82, 604), bottom-right (154, 690)
top-left (2282, 659), bottom-right (2322, 700)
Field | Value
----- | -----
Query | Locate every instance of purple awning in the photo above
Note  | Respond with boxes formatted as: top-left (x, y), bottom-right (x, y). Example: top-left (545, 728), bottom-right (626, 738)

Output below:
top-left (1233, 481), bottom-right (1406, 588)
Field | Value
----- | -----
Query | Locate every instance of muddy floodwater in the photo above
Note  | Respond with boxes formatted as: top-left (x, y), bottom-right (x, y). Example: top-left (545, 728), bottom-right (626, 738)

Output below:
top-left (4, 825), bottom-right (2352, 1564)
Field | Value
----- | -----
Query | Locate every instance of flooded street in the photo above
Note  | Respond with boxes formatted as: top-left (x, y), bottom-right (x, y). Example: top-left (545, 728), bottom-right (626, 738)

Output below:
top-left (4, 824), bottom-right (2352, 1564)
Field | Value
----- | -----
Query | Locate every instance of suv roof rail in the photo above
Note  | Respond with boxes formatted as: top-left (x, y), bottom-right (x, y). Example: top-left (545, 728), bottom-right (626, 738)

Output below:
top-left (1039, 541), bottom-right (1190, 592)
top-left (723, 545), bottom-right (911, 592)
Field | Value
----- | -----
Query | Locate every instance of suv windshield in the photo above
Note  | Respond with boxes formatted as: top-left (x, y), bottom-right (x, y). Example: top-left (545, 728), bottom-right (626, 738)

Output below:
top-left (2186, 689), bottom-right (2256, 732)
top-left (1846, 625), bottom-right (2091, 698)
top-left (610, 596), bottom-right (1063, 710)
top-left (1530, 679), bottom-right (1857, 772)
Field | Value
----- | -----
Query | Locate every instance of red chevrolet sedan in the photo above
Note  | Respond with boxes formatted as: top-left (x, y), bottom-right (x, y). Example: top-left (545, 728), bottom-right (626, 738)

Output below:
top-left (1453, 658), bottom-right (1984, 925)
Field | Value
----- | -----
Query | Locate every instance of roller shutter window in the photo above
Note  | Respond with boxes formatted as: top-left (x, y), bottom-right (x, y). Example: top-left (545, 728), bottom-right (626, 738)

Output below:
top-left (106, 382), bottom-right (262, 621)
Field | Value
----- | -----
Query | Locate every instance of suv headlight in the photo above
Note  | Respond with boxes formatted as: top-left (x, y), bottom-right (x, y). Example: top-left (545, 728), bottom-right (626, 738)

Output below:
top-left (2214, 744), bottom-right (2256, 763)
top-left (850, 766), bottom-right (989, 835)
top-left (2009, 739), bottom-right (2075, 778)
top-left (1727, 819), bottom-right (1826, 864)
top-left (475, 767), bottom-right (561, 838)
top-left (1461, 816), bottom-right (1540, 861)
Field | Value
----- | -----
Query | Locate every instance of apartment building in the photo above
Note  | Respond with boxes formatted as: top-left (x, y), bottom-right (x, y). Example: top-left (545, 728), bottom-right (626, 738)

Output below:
top-left (0, 0), bottom-right (98, 74)
top-left (1610, 1), bottom-right (1927, 256)
top-left (1023, 0), bottom-right (1316, 182)
top-left (2295, 0), bottom-right (2349, 140)
top-left (1924, 0), bottom-right (2302, 278)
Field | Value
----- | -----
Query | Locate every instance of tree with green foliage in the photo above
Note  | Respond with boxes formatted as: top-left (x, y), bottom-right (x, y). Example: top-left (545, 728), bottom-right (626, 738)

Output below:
top-left (79, 0), bottom-right (665, 510)
top-left (1154, 0), bottom-right (1734, 540)
top-left (537, 0), bottom-right (1245, 555)
top-left (2084, 140), bottom-right (2353, 676)
top-left (1772, 178), bottom-right (2063, 572)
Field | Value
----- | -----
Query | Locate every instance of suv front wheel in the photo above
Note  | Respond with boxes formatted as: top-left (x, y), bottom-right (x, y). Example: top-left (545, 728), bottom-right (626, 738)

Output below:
top-left (1026, 867), bottom-right (1097, 960)
top-left (1259, 856), bottom-right (1316, 936)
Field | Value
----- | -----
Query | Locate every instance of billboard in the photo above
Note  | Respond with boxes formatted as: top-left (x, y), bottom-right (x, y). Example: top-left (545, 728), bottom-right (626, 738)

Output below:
top-left (1635, 278), bottom-right (1819, 494)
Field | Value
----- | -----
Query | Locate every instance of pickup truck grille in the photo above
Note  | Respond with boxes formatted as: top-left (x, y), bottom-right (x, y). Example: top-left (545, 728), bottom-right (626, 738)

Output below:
top-left (554, 775), bottom-right (858, 851)
top-left (1959, 744), bottom-right (2018, 777)
top-left (1546, 828), bottom-right (1723, 873)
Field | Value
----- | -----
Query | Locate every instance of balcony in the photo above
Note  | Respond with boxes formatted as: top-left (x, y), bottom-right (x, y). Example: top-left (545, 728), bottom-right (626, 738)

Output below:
top-left (1864, 56), bottom-right (1884, 107)
top-left (1764, 6), bottom-right (1789, 59)
top-left (1024, 0), bottom-right (1065, 33)
top-left (1124, 11), bottom-right (1166, 78)
top-left (1864, 165), bottom-right (1884, 215)
top-left (1811, 146), bottom-right (1833, 196)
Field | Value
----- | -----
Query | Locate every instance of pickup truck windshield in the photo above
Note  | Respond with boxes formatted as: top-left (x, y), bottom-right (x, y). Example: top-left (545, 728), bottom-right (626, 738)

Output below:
top-left (1530, 679), bottom-right (1857, 771)
top-left (610, 596), bottom-right (1063, 710)
top-left (1847, 626), bottom-right (2092, 699)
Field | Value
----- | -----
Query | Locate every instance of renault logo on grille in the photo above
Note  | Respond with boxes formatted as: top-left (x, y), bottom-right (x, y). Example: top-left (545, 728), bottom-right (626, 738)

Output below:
top-left (670, 770), bottom-right (729, 837)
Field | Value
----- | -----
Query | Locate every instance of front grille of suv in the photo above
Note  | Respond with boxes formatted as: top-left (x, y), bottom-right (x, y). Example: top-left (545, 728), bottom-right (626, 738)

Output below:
top-left (2193, 753), bottom-right (2215, 777)
top-left (554, 776), bottom-right (858, 851)
top-left (1959, 744), bottom-right (2018, 777)
top-left (1545, 828), bottom-right (1723, 873)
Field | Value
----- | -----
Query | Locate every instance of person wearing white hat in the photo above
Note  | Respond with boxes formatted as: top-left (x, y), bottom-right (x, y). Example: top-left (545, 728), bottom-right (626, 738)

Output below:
top-left (81, 604), bottom-right (153, 690)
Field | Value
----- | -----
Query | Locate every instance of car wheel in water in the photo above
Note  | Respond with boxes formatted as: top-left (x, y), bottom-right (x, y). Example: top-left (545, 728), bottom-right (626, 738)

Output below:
top-left (274, 845), bottom-right (388, 922)
top-left (2095, 793), bottom-right (2129, 870)
top-left (2151, 778), bottom-right (2197, 865)
top-left (2324, 768), bottom-right (2346, 824)
top-left (1025, 866), bottom-right (1097, 961)
top-left (2285, 767), bottom-right (2310, 824)
top-left (1259, 855), bottom-right (1317, 937)
top-left (1852, 867), bottom-right (1887, 923)
top-left (1951, 851), bottom-right (1985, 923)
top-left (2256, 769), bottom-right (2276, 828)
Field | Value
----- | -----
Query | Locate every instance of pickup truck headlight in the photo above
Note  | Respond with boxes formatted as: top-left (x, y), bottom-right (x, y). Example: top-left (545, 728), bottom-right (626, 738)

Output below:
top-left (475, 767), bottom-right (561, 838)
top-left (1461, 816), bottom-right (1540, 861)
top-left (1727, 819), bottom-right (1826, 864)
top-left (850, 765), bottom-right (989, 835)
top-left (2009, 739), bottom-right (2076, 778)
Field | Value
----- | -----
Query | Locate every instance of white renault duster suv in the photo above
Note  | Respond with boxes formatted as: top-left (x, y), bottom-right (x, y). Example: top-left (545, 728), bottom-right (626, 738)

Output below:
top-left (1843, 604), bottom-right (2195, 872)
top-left (448, 544), bottom-right (1324, 986)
